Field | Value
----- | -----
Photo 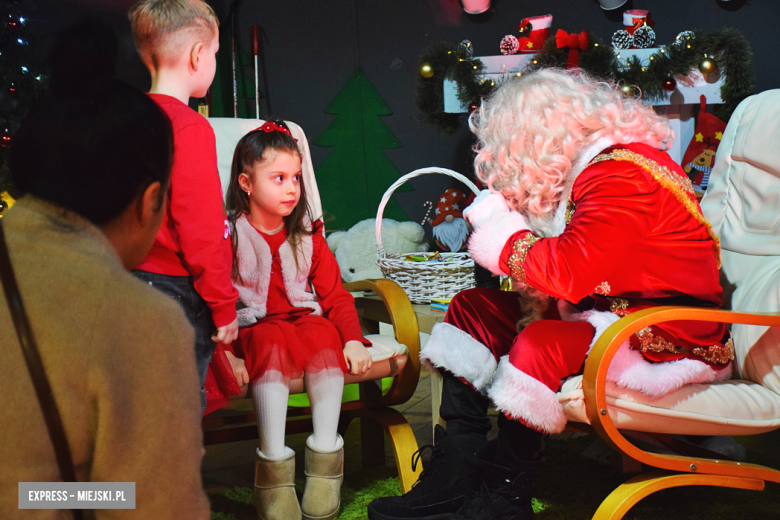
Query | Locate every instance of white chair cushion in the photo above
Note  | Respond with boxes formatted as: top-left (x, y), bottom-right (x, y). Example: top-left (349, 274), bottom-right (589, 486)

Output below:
top-left (364, 334), bottom-right (409, 361)
top-left (558, 375), bottom-right (780, 436)
top-left (341, 334), bottom-right (409, 386)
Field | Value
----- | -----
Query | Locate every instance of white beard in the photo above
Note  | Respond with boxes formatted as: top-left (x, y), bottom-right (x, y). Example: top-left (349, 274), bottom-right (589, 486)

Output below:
top-left (432, 218), bottom-right (470, 252)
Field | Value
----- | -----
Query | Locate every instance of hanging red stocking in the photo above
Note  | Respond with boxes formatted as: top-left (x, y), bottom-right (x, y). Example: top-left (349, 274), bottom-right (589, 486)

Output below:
top-left (681, 95), bottom-right (727, 195)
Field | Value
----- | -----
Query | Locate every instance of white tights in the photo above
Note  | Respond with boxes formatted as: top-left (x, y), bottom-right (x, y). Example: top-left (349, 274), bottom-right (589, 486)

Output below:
top-left (252, 368), bottom-right (344, 460)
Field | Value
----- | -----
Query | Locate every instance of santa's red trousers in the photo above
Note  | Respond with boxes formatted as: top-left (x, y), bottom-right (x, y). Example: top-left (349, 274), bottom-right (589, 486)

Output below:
top-left (444, 288), bottom-right (595, 392)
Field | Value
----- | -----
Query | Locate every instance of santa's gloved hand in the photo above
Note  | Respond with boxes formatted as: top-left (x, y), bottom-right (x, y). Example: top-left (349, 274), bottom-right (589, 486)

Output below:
top-left (468, 207), bottom-right (531, 276)
top-left (463, 190), bottom-right (510, 230)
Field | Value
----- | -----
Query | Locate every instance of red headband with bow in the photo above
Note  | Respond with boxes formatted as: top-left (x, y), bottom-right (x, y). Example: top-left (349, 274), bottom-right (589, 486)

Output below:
top-left (257, 121), bottom-right (291, 136)
top-left (251, 121), bottom-right (297, 142)
top-left (555, 29), bottom-right (589, 69)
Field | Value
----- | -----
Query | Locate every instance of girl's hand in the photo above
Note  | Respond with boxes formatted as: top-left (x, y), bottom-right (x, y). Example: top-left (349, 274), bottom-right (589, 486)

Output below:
top-left (224, 350), bottom-right (250, 389)
top-left (343, 340), bottom-right (372, 375)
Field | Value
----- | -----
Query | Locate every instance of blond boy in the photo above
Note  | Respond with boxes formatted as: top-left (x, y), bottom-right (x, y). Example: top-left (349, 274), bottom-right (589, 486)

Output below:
top-left (129, 0), bottom-right (239, 414)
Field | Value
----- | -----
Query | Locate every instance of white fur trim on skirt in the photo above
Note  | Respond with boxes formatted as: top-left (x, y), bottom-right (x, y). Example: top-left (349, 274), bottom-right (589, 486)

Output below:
top-left (606, 342), bottom-right (732, 397)
top-left (560, 303), bottom-right (733, 396)
top-left (420, 322), bottom-right (498, 394)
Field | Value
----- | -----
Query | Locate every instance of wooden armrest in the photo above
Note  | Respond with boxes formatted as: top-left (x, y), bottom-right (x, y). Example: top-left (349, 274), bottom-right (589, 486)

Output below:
top-left (583, 306), bottom-right (780, 481)
top-left (344, 278), bottom-right (421, 406)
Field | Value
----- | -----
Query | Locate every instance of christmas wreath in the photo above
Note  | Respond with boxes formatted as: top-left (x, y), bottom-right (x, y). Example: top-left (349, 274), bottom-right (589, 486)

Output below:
top-left (416, 28), bottom-right (753, 134)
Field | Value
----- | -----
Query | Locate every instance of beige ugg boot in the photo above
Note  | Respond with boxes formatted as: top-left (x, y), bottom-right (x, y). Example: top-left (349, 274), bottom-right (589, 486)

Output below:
top-left (253, 447), bottom-right (301, 520)
top-left (301, 435), bottom-right (344, 520)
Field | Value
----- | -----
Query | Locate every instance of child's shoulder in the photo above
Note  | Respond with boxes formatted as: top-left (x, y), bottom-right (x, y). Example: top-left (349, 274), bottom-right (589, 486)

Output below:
top-left (148, 93), bottom-right (212, 133)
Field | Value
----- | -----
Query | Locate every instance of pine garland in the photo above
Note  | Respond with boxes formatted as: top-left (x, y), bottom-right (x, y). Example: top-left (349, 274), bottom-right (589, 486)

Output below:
top-left (417, 28), bottom-right (754, 133)
top-left (415, 41), bottom-right (489, 134)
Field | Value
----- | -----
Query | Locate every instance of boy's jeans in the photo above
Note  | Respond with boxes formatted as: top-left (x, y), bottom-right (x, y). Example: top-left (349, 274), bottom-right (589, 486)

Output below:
top-left (134, 271), bottom-right (216, 415)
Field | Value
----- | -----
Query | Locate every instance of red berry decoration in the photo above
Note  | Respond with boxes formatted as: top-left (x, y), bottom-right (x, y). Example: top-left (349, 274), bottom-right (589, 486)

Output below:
top-left (1, 130), bottom-right (12, 149)
top-left (518, 21), bottom-right (532, 35)
top-left (468, 102), bottom-right (479, 114)
top-left (662, 77), bottom-right (677, 92)
top-left (7, 16), bottom-right (22, 34)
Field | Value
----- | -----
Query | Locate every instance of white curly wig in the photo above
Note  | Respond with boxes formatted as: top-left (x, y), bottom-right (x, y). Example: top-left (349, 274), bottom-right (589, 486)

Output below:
top-left (469, 68), bottom-right (674, 225)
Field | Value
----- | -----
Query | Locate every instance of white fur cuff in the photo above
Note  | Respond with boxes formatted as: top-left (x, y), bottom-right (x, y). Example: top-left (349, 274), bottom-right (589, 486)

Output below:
top-left (420, 322), bottom-right (498, 394)
top-left (468, 212), bottom-right (529, 276)
top-left (557, 301), bottom-right (733, 396)
top-left (488, 356), bottom-right (567, 434)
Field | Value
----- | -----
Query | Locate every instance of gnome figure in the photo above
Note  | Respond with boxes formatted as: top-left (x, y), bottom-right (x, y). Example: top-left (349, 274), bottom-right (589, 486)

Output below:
top-left (429, 189), bottom-right (472, 252)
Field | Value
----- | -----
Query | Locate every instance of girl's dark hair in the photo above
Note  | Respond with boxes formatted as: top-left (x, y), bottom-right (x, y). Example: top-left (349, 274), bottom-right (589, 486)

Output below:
top-left (226, 121), bottom-right (315, 281)
top-left (9, 17), bottom-right (172, 226)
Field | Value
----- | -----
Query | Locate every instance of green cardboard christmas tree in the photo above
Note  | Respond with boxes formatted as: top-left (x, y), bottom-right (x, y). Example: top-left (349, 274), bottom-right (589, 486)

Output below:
top-left (314, 67), bottom-right (410, 230)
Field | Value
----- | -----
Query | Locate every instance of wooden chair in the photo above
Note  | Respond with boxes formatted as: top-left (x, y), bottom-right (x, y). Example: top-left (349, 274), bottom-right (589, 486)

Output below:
top-left (201, 117), bottom-right (423, 492)
top-left (559, 90), bottom-right (780, 518)
top-left (559, 308), bottom-right (780, 519)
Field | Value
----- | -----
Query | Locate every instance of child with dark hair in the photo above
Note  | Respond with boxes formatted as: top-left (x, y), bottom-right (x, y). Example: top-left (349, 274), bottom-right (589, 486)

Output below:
top-left (210, 121), bottom-right (372, 520)
top-left (0, 17), bottom-right (209, 519)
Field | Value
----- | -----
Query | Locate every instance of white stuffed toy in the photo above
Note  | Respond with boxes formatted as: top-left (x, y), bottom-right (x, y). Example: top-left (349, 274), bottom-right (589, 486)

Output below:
top-left (327, 218), bottom-right (429, 283)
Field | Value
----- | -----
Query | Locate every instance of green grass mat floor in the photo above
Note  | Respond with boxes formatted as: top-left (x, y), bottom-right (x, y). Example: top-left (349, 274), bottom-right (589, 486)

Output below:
top-left (209, 433), bottom-right (780, 520)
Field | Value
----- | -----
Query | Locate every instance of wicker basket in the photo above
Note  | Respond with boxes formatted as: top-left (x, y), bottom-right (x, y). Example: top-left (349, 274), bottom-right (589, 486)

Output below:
top-left (376, 167), bottom-right (481, 304)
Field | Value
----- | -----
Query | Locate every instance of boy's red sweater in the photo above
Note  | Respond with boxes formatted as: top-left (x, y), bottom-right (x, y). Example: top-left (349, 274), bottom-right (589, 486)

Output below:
top-left (138, 94), bottom-right (238, 327)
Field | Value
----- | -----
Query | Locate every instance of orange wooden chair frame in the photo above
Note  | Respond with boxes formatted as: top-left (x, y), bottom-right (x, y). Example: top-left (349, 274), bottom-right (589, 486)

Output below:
top-left (582, 306), bottom-right (780, 519)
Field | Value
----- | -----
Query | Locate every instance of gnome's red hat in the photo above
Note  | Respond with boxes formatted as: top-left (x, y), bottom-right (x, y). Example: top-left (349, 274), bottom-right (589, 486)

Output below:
top-left (430, 189), bottom-right (470, 227)
top-left (517, 14), bottom-right (553, 54)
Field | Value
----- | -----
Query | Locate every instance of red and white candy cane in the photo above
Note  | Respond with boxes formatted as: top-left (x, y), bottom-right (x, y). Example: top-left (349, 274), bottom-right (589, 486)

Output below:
top-left (421, 201), bottom-right (434, 226)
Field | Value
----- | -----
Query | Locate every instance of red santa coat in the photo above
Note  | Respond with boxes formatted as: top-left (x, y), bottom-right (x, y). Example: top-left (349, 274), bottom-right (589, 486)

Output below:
top-left (503, 142), bottom-right (730, 366)
top-left (421, 141), bottom-right (732, 433)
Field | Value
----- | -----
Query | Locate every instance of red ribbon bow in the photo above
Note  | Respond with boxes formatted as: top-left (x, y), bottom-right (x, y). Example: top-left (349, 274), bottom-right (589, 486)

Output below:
top-left (555, 29), bottom-right (589, 69)
top-left (630, 13), bottom-right (654, 34)
top-left (257, 121), bottom-right (292, 136)
top-left (252, 121), bottom-right (297, 141)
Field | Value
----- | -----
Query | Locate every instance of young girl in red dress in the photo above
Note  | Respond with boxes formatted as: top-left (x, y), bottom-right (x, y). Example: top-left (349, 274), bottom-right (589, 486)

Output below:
top-left (208, 121), bottom-right (372, 520)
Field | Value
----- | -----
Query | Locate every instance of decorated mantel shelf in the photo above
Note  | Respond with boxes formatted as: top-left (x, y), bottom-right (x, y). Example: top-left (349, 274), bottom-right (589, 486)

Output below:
top-left (443, 50), bottom-right (725, 165)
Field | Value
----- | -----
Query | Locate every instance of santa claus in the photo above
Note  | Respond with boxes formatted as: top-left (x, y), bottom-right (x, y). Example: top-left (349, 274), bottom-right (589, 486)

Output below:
top-left (429, 188), bottom-right (473, 252)
top-left (369, 69), bottom-right (729, 520)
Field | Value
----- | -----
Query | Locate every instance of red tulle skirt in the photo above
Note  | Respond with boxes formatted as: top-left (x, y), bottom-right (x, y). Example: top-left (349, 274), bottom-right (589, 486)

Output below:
top-left (204, 313), bottom-right (348, 415)
top-left (233, 313), bottom-right (348, 379)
